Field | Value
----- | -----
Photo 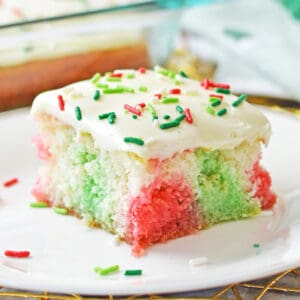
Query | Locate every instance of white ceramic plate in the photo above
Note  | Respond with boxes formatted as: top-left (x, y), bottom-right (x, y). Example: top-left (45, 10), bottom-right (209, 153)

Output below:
top-left (0, 107), bottom-right (300, 295)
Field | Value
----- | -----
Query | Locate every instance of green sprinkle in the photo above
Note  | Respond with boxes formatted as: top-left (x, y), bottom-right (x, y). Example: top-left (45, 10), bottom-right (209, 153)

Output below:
top-left (174, 114), bottom-right (186, 123)
top-left (176, 105), bottom-right (184, 113)
top-left (210, 99), bottom-right (222, 107)
top-left (95, 265), bottom-right (119, 276)
top-left (163, 115), bottom-right (170, 120)
top-left (93, 90), bottom-right (100, 100)
top-left (157, 69), bottom-right (169, 76)
top-left (99, 112), bottom-right (116, 124)
top-left (53, 207), bottom-right (68, 215)
top-left (126, 74), bottom-right (135, 79)
top-left (147, 103), bottom-right (157, 117)
top-left (91, 72), bottom-right (101, 84)
top-left (103, 87), bottom-right (124, 94)
top-left (124, 137), bottom-right (144, 146)
top-left (168, 71), bottom-right (176, 79)
top-left (106, 77), bottom-right (121, 82)
top-left (95, 83), bottom-right (108, 89)
top-left (75, 106), bottom-right (82, 121)
top-left (179, 70), bottom-right (188, 78)
top-left (161, 97), bottom-right (179, 104)
top-left (253, 243), bottom-right (260, 248)
top-left (159, 120), bottom-right (180, 130)
top-left (217, 108), bottom-right (227, 116)
top-left (132, 115), bottom-right (138, 119)
top-left (209, 97), bottom-right (221, 102)
top-left (108, 113), bottom-right (116, 124)
top-left (215, 88), bottom-right (231, 94)
top-left (138, 86), bottom-right (148, 92)
top-left (98, 112), bottom-right (113, 120)
top-left (155, 67), bottom-right (176, 78)
top-left (206, 106), bottom-right (215, 115)
top-left (232, 94), bottom-right (247, 107)
top-left (153, 115), bottom-right (158, 120)
top-left (30, 202), bottom-right (48, 208)
top-left (119, 86), bottom-right (135, 93)
top-left (124, 269), bottom-right (142, 276)
top-left (94, 266), bottom-right (102, 274)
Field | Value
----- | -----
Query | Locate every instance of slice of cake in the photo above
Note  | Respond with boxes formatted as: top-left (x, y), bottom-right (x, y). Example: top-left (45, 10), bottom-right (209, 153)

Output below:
top-left (31, 67), bottom-right (277, 255)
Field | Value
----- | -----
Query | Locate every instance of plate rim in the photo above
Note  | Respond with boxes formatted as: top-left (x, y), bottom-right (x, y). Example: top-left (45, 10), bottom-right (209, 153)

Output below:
top-left (0, 107), bottom-right (300, 295)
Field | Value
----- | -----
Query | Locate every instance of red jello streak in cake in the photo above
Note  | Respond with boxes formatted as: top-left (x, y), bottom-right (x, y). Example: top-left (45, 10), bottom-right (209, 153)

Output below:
top-left (126, 173), bottom-right (200, 255)
top-left (251, 162), bottom-right (277, 209)
top-left (31, 177), bottom-right (50, 205)
top-left (32, 135), bottom-right (51, 160)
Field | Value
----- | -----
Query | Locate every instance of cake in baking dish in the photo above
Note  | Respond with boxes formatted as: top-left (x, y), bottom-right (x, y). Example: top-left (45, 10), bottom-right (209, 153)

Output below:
top-left (0, 0), bottom-right (153, 111)
top-left (30, 67), bottom-right (277, 255)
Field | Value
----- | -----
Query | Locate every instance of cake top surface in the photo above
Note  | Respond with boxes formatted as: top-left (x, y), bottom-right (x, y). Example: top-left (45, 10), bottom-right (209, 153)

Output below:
top-left (31, 67), bottom-right (270, 159)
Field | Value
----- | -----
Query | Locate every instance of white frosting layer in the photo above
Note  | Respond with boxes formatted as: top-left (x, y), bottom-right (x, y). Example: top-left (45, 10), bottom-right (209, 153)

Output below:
top-left (31, 68), bottom-right (271, 160)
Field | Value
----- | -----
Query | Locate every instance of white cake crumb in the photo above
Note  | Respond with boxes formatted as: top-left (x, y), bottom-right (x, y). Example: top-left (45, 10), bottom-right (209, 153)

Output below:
top-left (188, 256), bottom-right (208, 266)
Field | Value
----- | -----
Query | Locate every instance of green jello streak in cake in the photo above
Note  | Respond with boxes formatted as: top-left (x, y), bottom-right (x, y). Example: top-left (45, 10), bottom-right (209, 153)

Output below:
top-left (195, 149), bottom-right (260, 226)
top-left (53, 130), bottom-right (117, 232)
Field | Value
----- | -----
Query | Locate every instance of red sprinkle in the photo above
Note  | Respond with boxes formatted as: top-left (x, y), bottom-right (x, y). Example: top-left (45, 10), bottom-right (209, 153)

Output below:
top-left (201, 79), bottom-right (230, 90)
top-left (57, 95), bottom-right (65, 111)
top-left (124, 104), bottom-right (141, 116)
top-left (211, 82), bottom-right (230, 89)
top-left (184, 108), bottom-right (193, 124)
top-left (136, 102), bottom-right (146, 108)
top-left (110, 73), bottom-right (123, 78)
top-left (209, 94), bottom-right (224, 100)
top-left (154, 93), bottom-right (162, 99)
top-left (4, 250), bottom-right (30, 258)
top-left (138, 67), bottom-right (146, 74)
top-left (201, 78), bottom-right (210, 89)
top-left (169, 88), bottom-right (181, 95)
top-left (3, 178), bottom-right (19, 187)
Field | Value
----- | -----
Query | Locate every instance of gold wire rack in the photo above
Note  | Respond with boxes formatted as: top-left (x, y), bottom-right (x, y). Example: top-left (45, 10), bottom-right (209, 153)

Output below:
top-left (0, 268), bottom-right (300, 299)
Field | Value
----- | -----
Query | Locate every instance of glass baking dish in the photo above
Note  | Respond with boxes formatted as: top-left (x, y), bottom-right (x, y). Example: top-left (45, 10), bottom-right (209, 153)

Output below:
top-left (0, 1), bottom-right (180, 111)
